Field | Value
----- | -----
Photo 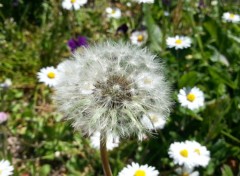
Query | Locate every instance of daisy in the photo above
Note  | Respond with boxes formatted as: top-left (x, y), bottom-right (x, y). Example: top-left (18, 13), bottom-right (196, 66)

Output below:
top-left (62, 0), bottom-right (87, 10)
top-left (222, 12), bottom-right (240, 23)
top-left (141, 112), bottom-right (166, 130)
top-left (106, 7), bottom-right (121, 19)
top-left (177, 87), bottom-right (204, 110)
top-left (185, 141), bottom-right (210, 167)
top-left (130, 30), bottom-right (148, 46)
top-left (134, 0), bottom-right (154, 3)
top-left (37, 66), bottom-right (59, 87)
top-left (90, 132), bottom-right (120, 150)
top-left (168, 141), bottom-right (196, 169)
top-left (166, 36), bottom-right (191, 50)
top-left (118, 162), bottom-right (159, 176)
top-left (175, 166), bottom-right (199, 176)
top-left (0, 160), bottom-right (14, 176)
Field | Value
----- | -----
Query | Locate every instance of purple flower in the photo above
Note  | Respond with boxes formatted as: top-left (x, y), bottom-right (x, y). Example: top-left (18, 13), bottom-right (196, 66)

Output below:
top-left (0, 112), bottom-right (8, 124)
top-left (67, 36), bottom-right (88, 52)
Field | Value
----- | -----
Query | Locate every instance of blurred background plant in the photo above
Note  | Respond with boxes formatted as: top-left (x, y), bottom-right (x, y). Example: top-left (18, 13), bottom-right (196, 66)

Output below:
top-left (0, 0), bottom-right (240, 175)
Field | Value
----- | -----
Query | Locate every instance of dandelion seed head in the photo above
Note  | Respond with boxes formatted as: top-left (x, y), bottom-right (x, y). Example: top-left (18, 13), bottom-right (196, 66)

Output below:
top-left (54, 42), bottom-right (171, 139)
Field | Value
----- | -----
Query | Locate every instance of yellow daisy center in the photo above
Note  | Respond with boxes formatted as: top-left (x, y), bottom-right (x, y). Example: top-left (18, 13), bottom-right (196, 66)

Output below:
top-left (175, 39), bottom-right (182, 45)
top-left (137, 35), bottom-right (144, 42)
top-left (111, 10), bottom-right (116, 14)
top-left (180, 149), bottom-right (188, 158)
top-left (143, 78), bottom-right (152, 85)
top-left (47, 72), bottom-right (56, 79)
top-left (182, 173), bottom-right (190, 176)
top-left (194, 148), bottom-right (201, 155)
top-left (229, 13), bottom-right (235, 19)
top-left (134, 170), bottom-right (146, 176)
top-left (71, 0), bottom-right (76, 3)
top-left (187, 93), bottom-right (196, 102)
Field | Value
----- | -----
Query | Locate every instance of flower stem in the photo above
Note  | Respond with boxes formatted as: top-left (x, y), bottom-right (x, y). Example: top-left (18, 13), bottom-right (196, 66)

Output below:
top-left (100, 132), bottom-right (112, 176)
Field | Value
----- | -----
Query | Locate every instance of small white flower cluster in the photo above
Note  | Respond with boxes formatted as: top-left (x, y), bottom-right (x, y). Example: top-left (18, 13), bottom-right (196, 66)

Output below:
top-left (166, 35), bottom-right (191, 50)
top-left (105, 7), bottom-right (121, 19)
top-left (130, 30), bottom-right (148, 47)
top-left (222, 12), bottom-right (240, 23)
top-left (178, 87), bottom-right (204, 110)
top-left (37, 66), bottom-right (59, 87)
top-left (118, 162), bottom-right (159, 176)
top-left (168, 140), bottom-right (210, 171)
top-left (90, 132), bottom-right (120, 150)
top-left (0, 160), bottom-right (14, 176)
top-left (0, 78), bottom-right (12, 88)
top-left (62, 0), bottom-right (87, 10)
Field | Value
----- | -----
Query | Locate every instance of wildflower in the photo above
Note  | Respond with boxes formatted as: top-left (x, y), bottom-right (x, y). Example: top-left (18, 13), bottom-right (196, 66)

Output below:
top-left (134, 0), bottom-right (154, 3)
top-left (141, 112), bottom-right (166, 130)
top-left (53, 42), bottom-right (171, 140)
top-left (166, 36), bottom-right (191, 50)
top-left (68, 36), bottom-right (88, 52)
top-left (62, 0), bottom-right (87, 10)
top-left (106, 7), bottom-right (121, 19)
top-left (175, 166), bottom-right (199, 176)
top-left (130, 30), bottom-right (148, 46)
top-left (185, 141), bottom-right (210, 167)
top-left (90, 132), bottom-right (120, 150)
top-left (0, 112), bottom-right (8, 124)
top-left (37, 66), bottom-right (59, 87)
top-left (177, 87), bottom-right (204, 110)
top-left (222, 12), bottom-right (240, 23)
top-left (118, 162), bottom-right (159, 176)
top-left (0, 79), bottom-right (12, 88)
top-left (168, 141), bottom-right (196, 169)
top-left (0, 160), bottom-right (14, 176)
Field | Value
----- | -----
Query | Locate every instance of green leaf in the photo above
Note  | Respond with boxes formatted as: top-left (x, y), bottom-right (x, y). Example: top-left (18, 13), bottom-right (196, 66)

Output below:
top-left (178, 71), bottom-right (200, 88)
top-left (39, 164), bottom-right (51, 176)
top-left (221, 165), bottom-right (234, 176)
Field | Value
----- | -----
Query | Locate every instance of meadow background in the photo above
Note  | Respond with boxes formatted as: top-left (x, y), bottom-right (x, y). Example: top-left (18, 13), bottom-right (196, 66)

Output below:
top-left (0, 0), bottom-right (240, 175)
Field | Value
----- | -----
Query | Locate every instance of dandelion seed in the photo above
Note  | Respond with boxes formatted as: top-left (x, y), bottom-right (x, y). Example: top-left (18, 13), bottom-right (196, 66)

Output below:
top-left (54, 42), bottom-right (171, 140)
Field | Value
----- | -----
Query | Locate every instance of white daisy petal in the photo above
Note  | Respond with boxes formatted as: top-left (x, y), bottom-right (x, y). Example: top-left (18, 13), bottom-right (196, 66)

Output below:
top-left (177, 87), bottom-right (204, 110)
top-left (37, 66), bottom-right (59, 87)
top-left (62, 0), bottom-right (87, 10)
top-left (90, 132), bottom-right (120, 150)
top-left (222, 12), bottom-right (240, 23)
top-left (0, 160), bottom-right (14, 176)
top-left (166, 36), bottom-right (191, 50)
top-left (141, 112), bottom-right (166, 130)
top-left (130, 30), bottom-right (148, 46)
top-left (118, 162), bottom-right (159, 176)
top-left (106, 7), bottom-right (121, 19)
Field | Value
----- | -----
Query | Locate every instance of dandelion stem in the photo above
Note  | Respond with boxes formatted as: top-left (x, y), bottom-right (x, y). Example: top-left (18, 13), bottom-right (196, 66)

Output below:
top-left (100, 132), bottom-right (112, 176)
